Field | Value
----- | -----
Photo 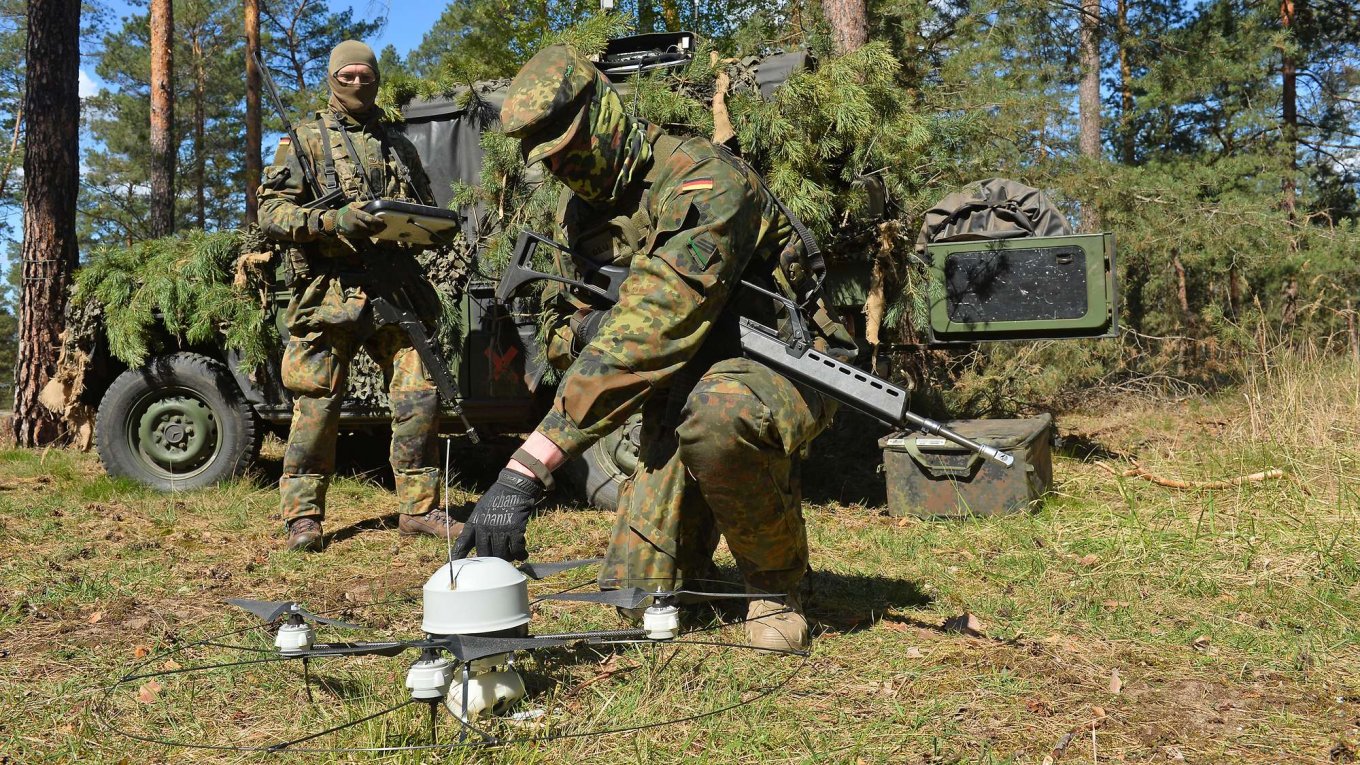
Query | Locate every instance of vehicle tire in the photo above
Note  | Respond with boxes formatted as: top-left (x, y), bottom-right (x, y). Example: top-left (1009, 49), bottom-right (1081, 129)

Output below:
top-left (95, 352), bottom-right (261, 491)
top-left (558, 412), bottom-right (642, 512)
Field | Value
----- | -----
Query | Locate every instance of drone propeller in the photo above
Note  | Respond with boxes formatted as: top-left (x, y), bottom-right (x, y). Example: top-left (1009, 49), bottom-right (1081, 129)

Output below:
top-left (226, 598), bottom-right (364, 630)
top-left (540, 587), bottom-right (780, 611)
top-left (518, 557), bottom-right (601, 580)
top-left (302, 634), bottom-right (575, 663)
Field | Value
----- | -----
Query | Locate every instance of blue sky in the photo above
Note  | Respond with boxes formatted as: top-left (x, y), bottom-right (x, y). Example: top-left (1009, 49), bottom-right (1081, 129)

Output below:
top-left (83, 1), bottom-right (447, 93)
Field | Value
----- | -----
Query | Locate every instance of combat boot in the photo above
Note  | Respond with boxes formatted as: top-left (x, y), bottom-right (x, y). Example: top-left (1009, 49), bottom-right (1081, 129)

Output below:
top-left (285, 517), bottom-right (324, 552)
top-left (398, 509), bottom-right (464, 539)
top-left (744, 592), bottom-right (808, 651)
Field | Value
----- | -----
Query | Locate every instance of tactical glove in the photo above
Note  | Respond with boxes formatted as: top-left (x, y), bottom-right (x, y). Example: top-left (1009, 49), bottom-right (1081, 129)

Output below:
top-left (450, 469), bottom-right (544, 562)
top-left (321, 203), bottom-right (387, 238)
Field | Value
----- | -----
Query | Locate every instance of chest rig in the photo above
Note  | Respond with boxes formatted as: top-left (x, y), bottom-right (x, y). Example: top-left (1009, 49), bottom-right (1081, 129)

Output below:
top-left (311, 112), bottom-right (425, 205)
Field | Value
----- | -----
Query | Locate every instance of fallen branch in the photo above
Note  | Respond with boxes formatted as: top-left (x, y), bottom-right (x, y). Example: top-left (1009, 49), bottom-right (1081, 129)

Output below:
top-left (1095, 460), bottom-right (1286, 490)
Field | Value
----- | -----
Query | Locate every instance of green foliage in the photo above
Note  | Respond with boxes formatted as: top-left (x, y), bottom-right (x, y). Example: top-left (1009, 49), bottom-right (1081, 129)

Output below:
top-left (72, 230), bottom-right (276, 369)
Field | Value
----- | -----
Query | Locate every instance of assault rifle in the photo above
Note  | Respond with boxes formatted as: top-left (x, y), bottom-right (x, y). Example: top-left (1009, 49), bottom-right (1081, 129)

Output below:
top-left (495, 230), bottom-right (1015, 467)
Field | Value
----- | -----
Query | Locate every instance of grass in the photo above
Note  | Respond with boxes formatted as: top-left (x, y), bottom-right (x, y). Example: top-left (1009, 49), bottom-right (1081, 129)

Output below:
top-left (1, 348), bottom-right (1358, 763)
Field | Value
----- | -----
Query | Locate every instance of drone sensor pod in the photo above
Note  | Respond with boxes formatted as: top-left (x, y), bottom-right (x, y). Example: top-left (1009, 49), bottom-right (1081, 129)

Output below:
top-left (446, 668), bottom-right (527, 719)
top-left (421, 558), bottom-right (530, 635)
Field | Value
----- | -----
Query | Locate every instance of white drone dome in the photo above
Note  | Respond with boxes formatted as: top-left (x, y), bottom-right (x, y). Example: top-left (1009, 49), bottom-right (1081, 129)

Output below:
top-left (421, 557), bottom-right (530, 635)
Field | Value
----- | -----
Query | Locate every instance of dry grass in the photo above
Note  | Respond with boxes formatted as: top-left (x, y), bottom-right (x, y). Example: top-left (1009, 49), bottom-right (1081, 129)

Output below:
top-left (2, 350), bottom-right (1359, 764)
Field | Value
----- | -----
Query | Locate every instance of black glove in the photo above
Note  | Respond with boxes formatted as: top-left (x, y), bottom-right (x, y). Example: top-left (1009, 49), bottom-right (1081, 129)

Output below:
top-left (451, 469), bottom-right (544, 562)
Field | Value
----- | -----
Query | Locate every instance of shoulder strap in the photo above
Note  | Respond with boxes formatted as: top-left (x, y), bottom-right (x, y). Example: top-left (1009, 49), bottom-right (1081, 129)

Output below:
top-left (711, 142), bottom-right (827, 308)
top-left (332, 116), bottom-right (380, 200)
top-left (312, 117), bottom-right (340, 196)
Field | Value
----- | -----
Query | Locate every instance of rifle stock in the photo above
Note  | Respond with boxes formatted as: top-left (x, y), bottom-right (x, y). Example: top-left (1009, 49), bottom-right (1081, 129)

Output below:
top-left (494, 231), bottom-right (1014, 467)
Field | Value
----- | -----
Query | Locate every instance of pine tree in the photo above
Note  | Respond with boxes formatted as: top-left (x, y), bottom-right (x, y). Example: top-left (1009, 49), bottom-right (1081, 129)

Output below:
top-left (14, 0), bottom-right (80, 446)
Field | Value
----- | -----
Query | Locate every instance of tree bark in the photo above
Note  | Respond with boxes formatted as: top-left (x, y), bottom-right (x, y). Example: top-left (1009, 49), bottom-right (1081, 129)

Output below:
top-left (1078, 0), bottom-right (1103, 231)
top-left (149, 0), bottom-right (175, 237)
top-left (824, 0), bottom-right (869, 55)
top-left (192, 30), bottom-right (207, 228)
top-left (13, 0), bottom-right (81, 446)
top-left (245, 0), bottom-right (261, 225)
top-left (659, 0), bottom-right (681, 30)
top-left (1280, 0), bottom-right (1298, 219)
top-left (1116, 0), bottom-right (1135, 165)
top-left (638, 0), bottom-right (656, 34)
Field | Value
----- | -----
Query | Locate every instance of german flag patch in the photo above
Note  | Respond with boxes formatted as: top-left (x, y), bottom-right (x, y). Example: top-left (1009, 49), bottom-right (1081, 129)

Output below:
top-left (677, 178), bottom-right (714, 194)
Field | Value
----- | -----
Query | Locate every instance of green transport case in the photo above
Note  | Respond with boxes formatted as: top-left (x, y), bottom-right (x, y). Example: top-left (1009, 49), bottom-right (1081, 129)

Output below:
top-left (878, 415), bottom-right (1055, 518)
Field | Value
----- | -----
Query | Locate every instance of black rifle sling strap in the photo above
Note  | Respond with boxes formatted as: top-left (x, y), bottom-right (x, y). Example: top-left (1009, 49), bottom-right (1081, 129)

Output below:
top-left (312, 116), bottom-right (342, 198)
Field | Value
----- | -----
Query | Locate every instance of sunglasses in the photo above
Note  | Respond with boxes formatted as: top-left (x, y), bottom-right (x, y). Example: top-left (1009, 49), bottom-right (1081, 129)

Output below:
top-left (334, 72), bottom-right (376, 86)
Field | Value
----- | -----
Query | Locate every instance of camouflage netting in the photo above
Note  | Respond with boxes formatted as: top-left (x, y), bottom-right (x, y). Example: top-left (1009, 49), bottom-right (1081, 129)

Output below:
top-left (71, 228), bottom-right (279, 369)
top-left (59, 226), bottom-right (474, 424)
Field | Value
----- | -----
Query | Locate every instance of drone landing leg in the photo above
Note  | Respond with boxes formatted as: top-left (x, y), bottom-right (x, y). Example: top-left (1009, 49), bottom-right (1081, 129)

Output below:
top-left (428, 700), bottom-right (439, 745)
top-left (458, 661), bottom-right (471, 741)
top-left (302, 657), bottom-right (314, 703)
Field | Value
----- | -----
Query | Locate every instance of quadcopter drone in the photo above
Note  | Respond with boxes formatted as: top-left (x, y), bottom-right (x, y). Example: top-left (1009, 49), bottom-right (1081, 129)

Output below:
top-left (100, 556), bottom-right (809, 754)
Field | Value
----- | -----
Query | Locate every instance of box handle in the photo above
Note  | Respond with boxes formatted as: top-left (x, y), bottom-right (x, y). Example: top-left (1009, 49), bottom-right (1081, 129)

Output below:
top-left (904, 440), bottom-right (983, 478)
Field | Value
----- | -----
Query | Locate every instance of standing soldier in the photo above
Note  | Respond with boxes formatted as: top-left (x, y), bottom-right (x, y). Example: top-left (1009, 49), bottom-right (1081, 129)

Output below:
top-left (453, 44), bottom-right (854, 651)
top-left (257, 40), bottom-right (460, 551)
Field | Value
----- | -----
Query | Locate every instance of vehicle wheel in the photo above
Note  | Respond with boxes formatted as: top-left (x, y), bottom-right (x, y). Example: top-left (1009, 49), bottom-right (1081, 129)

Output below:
top-left (95, 352), bottom-right (261, 491)
top-left (558, 412), bottom-right (641, 512)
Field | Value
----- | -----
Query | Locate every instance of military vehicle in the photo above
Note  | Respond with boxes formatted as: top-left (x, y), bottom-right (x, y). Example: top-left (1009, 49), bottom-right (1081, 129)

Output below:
top-left (62, 33), bottom-right (1117, 510)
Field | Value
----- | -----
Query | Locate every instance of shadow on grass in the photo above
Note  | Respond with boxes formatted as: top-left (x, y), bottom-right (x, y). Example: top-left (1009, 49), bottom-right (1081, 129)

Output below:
top-left (1053, 432), bottom-right (1128, 461)
top-left (803, 409), bottom-right (892, 508)
top-left (804, 569), bottom-right (932, 633)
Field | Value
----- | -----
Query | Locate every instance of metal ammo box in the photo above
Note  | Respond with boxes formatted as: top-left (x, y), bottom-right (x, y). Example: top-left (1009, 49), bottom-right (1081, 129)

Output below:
top-left (878, 415), bottom-right (1055, 518)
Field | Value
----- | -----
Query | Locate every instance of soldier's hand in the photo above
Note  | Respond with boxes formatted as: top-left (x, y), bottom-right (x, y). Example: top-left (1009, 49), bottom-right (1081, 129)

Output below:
top-left (450, 469), bottom-right (543, 562)
top-left (322, 203), bottom-right (387, 238)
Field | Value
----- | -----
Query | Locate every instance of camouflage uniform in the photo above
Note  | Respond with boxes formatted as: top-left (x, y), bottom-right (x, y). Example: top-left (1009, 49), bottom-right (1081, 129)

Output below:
top-left (502, 46), bottom-right (848, 596)
top-left (258, 106), bottom-right (444, 524)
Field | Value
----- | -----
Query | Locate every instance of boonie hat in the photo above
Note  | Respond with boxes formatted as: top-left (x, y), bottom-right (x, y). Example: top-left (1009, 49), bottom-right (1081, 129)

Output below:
top-left (501, 44), bottom-right (600, 165)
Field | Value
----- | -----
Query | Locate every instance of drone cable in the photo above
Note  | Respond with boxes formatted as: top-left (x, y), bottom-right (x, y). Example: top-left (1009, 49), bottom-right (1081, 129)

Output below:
top-left (265, 698), bottom-right (420, 752)
top-left (120, 653), bottom-right (296, 683)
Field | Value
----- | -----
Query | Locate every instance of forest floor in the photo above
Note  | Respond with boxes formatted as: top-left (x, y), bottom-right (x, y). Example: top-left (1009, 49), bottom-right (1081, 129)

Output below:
top-left (1, 350), bottom-right (1358, 764)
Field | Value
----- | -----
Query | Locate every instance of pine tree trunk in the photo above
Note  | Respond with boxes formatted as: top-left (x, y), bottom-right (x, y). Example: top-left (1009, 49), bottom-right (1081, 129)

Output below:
top-left (0, 104), bottom-right (22, 199)
top-left (1280, 0), bottom-right (1298, 219)
top-left (149, 0), bottom-right (175, 237)
top-left (193, 32), bottom-right (207, 228)
top-left (1116, 0), bottom-right (1135, 165)
top-left (1078, 0), bottom-right (1102, 231)
top-left (244, 0), bottom-right (261, 225)
top-left (824, 0), bottom-right (869, 55)
top-left (659, 0), bottom-right (681, 30)
top-left (13, 0), bottom-right (81, 447)
top-left (638, 1), bottom-right (656, 34)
